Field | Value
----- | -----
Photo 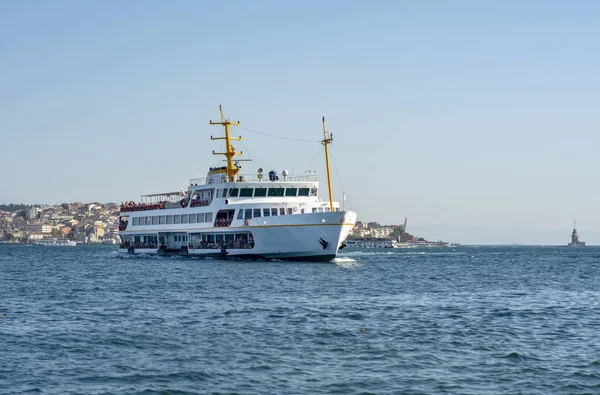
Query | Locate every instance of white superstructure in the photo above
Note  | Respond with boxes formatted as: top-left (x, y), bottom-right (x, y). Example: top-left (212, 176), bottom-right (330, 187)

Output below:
top-left (118, 107), bottom-right (357, 261)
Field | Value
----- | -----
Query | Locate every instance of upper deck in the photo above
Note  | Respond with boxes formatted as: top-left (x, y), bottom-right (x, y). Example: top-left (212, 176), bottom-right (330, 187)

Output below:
top-left (189, 172), bottom-right (319, 186)
top-left (120, 172), bottom-right (320, 214)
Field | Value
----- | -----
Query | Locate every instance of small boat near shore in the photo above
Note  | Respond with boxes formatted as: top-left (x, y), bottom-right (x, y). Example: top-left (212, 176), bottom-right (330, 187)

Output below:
top-left (346, 238), bottom-right (410, 249)
top-left (35, 238), bottom-right (77, 246)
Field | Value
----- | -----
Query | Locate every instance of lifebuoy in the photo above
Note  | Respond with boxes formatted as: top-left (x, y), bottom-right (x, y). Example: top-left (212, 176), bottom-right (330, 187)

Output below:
top-left (244, 219), bottom-right (249, 226)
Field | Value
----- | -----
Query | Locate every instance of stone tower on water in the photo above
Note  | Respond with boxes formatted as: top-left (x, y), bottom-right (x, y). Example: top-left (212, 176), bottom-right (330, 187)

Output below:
top-left (568, 220), bottom-right (585, 247)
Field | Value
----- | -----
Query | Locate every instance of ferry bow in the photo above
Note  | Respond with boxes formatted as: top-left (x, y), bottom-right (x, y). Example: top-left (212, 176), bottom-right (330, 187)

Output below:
top-left (118, 106), bottom-right (357, 261)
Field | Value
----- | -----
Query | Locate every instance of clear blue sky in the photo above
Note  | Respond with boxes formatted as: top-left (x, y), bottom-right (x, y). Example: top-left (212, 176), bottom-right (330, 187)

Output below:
top-left (2, 1), bottom-right (600, 244)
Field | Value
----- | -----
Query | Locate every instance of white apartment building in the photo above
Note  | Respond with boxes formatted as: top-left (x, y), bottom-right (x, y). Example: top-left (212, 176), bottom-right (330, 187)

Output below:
top-left (27, 207), bottom-right (42, 219)
top-left (26, 223), bottom-right (52, 233)
top-left (371, 227), bottom-right (393, 238)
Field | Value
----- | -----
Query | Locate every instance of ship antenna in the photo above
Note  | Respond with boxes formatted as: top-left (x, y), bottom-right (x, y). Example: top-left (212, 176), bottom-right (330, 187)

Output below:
top-left (321, 117), bottom-right (334, 212)
top-left (210, 105), bottom-right (242, 182)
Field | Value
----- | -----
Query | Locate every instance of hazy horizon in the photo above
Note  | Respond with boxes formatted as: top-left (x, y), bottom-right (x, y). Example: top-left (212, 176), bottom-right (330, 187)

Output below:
top-left (2, 1), bottom-right (599, 244)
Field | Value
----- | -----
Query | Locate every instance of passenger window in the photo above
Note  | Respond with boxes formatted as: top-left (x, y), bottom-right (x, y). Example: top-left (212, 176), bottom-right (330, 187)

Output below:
top-left (254, 188), bottom-right (267, 197)
top-left (237, 209), bottom-right (243, 219)
top-left (271, 208), bottom-right (278, 216)
top-left (268, 188), bottom-right (284, 196)
top-left (240, 188), bottom-right (253, 197)
top-left (182, 215), bottom-right (189, 224)
top-left (244, 209), bottom-right (252, 219)
top-left (285, 188), bottom-right (297, 197)
top-left (198, 213), bottom-right (205, 223)
top-left (174, 215), bottom-right (181, 224)
top-left (287, 208), bottom-right (293, 215)
top-left (229, 188), bottom-right (239, 197)
top-left (253, 208), bottom-right (262, 218)
top-left (263, 208), bottom-right (270, 217)
top-left (206, 212), bottom-right (213, 223)
top-left (279, 208), bottom-right (285, 215)
top-left (166, 215), bottom-right (173, 224)
top-left (298, 188), bottom-right (310, 196)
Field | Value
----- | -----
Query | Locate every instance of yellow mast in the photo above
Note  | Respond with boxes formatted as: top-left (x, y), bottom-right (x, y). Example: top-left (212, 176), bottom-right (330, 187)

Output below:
top-left (209, 105), bottom-right (242, 182)
top-left (321, 117), bottom-right (334, 211)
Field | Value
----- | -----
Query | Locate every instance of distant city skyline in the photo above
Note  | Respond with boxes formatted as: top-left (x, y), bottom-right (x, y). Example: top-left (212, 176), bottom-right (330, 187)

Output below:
top-left (2, 1), bottom-right (600, 244)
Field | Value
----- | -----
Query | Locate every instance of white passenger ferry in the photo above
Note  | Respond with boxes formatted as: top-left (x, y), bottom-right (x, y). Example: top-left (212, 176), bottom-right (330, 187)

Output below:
top-left (118, 107), bottom-right (357, 261)
top-left (346, 238), bottom-right (409, 249)
top-left (35, 238), bottom-right (77, 246)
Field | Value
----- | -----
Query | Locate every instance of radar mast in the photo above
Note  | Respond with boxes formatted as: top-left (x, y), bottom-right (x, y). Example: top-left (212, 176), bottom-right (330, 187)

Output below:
top-left (210, 105), bottom-right (242, 182)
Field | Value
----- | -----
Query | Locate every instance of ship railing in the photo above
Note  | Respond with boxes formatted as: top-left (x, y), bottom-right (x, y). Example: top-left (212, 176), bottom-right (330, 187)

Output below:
top-left (214, 218), bottom-right (233, 227)
top-left (140, 192), bottom-right (184, 204)
top-left (121, 203), bottom-right (164, 212)
top-left (189, 173), bottom-right (319, 185)
top-left (120, 191), bottom-right (194, 213)
top-left (119, 200), bottom-right (211, 212)
top-left (190, 200), bottom-right (210, 208)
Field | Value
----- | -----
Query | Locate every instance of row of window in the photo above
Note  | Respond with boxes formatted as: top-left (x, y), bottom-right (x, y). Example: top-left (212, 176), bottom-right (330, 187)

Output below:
top-left (237, 207), bottom-right (294, 219)
top-left (190, 232), bottom-right (255, 250)
top-left (190, 232), bottom-right (252, 243)
top-left (132, 212), bottom-right (214, 226)
top-left (131, 205), bottom-right (337, 226)
top-left (234, 206), bottom-right (334, 220)
top-left (217, 187), bottom-right (314, 198)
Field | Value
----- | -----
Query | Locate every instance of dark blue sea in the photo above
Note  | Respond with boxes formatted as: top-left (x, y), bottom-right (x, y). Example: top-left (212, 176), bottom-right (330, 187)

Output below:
top-left (1, 245), bottom-right (600, 394)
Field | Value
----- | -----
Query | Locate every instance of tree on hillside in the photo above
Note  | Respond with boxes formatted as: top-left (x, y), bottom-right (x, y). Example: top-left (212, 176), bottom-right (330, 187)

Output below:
top-left (389, 226), bottom-right (405, 238)
top-left (0, 204), bottom-right (29, 212)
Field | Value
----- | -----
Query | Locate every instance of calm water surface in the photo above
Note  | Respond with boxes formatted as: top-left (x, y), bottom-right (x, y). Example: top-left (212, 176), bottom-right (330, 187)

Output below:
top-left (1, 245), bottom-right (600, 394)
